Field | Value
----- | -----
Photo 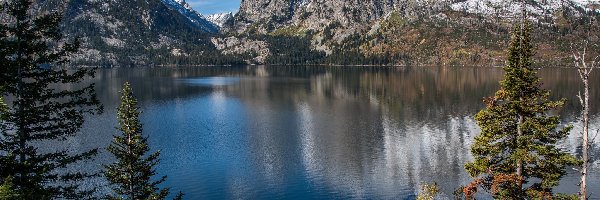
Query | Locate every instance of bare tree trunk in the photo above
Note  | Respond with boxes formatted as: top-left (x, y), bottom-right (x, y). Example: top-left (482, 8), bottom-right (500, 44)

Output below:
top-left (517, 115), bottom-right (524, 188)
top-left (128, 132), bottom-right (135, 200)
top-left (572, 42), bottom-right (596, 200)
top-left (580, 77), bottom-right (589, 200)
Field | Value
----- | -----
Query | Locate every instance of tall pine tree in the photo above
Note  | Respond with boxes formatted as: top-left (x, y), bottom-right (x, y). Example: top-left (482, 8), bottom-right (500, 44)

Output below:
top-left (0, 0), bottom-right (102, 198)
top-left (1, 88), bottom-right (18, 200)
top-left (0, 95), bottom-right (18, 200)
top-left (463, 22), bottom-right (579, 199)
top-left (105, 82), bottom-right (182, 200)
top-left (0, 92), bottom-right (6, 123)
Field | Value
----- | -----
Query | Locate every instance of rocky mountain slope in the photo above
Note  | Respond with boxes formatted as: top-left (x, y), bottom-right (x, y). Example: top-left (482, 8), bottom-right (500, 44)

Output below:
top-left (35, 0), bottom-right (236, 67)
top-left (221, 0), bottom-right (599, 66)
top-left (232, 0), bottom-right (593, 34)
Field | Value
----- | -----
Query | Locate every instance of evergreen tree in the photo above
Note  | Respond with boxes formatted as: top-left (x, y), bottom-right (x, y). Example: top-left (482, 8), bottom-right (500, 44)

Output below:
top-left (105, 82), bottom-right (182, 200)
top-left (0, 93), bottom-right (6, 121)
top-left (0, 0), bottom-right (102, 198)
top-left (0, 176), bottom-right (19, 200)
top-left (463, 22), bottom-right (579, 199)
top-left (0, 95), bottom-right (14, 200)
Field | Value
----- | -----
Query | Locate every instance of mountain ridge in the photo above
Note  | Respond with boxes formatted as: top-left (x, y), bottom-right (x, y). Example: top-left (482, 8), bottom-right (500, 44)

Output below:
top-left (40, 0), bottom-right (241, 67)
top-left (216, 0), bottom-right (600, 66)
top-left (26, 0), bottom-right (600, 66)
top-left (160, 0), bottom-right (219, 33)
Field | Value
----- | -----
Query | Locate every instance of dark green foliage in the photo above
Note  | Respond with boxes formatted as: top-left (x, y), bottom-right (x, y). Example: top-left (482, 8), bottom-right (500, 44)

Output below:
top-left (262, 35), bottom-right (326, 65)
top-left (173, 191), bottom-right (184, 200)
top-left (0, 93), bottom-right (13, 200)
top-left (0, 0), bottom-right (102, 198)
top-left (0, 94), bottom-right (6, 120)
top-left (237, 33), bottom-right (398, 66)
top-left (105, 83), bottom-right (181, 200)
top-left (463, 22), bottom-right (579, 199)
top-left (0, 176), bottom-right (19, 200)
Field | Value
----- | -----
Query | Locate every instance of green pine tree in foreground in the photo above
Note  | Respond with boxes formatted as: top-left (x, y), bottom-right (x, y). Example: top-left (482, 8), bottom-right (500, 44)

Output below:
top-left (0, 176), bottom-right (18, 200)
top-left (462, 22), bottom-right (579, 199)
top-left (105, 82), bottom-right (183, 200)
top-left (0, 0), bottom-right (102, 198)
top-left (0, 94), bottom-right (6, 119)
top-left (0, 96), bottom-right (18, 200)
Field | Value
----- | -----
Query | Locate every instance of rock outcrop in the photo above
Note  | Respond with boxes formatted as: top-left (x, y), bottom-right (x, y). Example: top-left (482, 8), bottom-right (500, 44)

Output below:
top-left (220, 0), bottom-right (598, 66)
top-left (211, 37), bottom-right (270, 64)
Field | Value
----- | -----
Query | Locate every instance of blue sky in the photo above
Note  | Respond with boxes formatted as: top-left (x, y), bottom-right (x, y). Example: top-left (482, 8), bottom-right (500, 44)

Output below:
top-left (187, 0), bottom-right (241, 15)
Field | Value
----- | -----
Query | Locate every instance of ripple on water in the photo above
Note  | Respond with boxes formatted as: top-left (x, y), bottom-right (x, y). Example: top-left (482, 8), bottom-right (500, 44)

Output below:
top-left (179, 77), bottom-right (240, 87)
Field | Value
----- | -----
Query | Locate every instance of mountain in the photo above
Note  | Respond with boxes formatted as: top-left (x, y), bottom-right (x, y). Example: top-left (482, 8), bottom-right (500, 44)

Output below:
top-left (220, 0), bottom-right (600, 66)
top-left (31, 0), bottom-right (600, 66)
top-left (33, 0), bottom-right (241, 67)
top-left (207, 12), bottom-right (234, 28)
top-left (160, 0), bottom-right (219, 33)
top-left (231, 0), bottom-right (592, 35)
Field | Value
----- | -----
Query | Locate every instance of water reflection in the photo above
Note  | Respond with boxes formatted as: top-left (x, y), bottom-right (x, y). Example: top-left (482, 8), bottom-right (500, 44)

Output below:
top-left (77, 66), bottom-right (600, 199)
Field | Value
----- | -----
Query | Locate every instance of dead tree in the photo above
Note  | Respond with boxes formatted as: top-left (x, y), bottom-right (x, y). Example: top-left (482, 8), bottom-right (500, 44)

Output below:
top-left (571, 41), bottom-right (597, 200)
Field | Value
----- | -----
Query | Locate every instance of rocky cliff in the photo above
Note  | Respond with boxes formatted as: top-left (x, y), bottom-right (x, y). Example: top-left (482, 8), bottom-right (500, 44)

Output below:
top-left (234, 0), bottom-right (437, 31)
top-left (233, 0), bottom-right (590, 33)
top-left (221, 0), bottom-right (599, 66)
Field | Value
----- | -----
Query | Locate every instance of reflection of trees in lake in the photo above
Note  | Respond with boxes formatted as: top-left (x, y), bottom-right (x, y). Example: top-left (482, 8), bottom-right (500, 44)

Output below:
top-left (68, 66), bottom-right (600, 198)
top-left (218, 66), bottom-right (600, 197)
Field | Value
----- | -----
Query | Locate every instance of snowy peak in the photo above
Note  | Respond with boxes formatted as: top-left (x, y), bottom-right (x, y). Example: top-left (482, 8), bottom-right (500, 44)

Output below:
top-left (160, 0), bottom-right (219, 33)
top-left (450, 0), bottom-right (589, 20)
top-left (207, 12), bottom-right (234, 28)
top-left (174, 0), bottom-right (194, 10)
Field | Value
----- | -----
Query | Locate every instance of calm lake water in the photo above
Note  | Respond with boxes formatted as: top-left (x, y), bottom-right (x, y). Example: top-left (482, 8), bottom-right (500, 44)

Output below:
top-left (72, 66), bottom-right (600, 199)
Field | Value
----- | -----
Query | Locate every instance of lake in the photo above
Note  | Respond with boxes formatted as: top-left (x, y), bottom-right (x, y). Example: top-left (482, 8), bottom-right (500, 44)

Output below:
top-left (72, 66), bottom-right (600, 199)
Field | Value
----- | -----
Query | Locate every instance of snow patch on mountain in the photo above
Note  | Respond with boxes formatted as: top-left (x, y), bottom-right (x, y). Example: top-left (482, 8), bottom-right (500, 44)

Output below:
top-left (207, 12), bottom-right (234, 28)
top-left (160, 0), bottom-right (219, 33)
top-left (450, 0), bottom-right (591, 19)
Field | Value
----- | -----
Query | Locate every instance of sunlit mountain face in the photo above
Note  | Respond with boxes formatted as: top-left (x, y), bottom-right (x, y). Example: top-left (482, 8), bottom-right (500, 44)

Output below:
top-left (219, 0), bottom-right (600, 65)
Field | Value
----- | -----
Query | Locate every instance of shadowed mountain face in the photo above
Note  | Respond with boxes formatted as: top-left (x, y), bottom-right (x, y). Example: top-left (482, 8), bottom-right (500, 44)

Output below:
top-left (27, 0), bottom-right (220, 67)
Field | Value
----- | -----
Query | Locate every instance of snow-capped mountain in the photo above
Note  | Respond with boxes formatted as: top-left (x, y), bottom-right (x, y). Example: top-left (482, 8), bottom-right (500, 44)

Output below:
top-left (207, 12), bottom-right (234, 28)
top-left (217, 0), bottom-right (600, 65)
top-left (33, 0), bottom-right (600, 66)
top-left (233, 0), bottom-right (595, 33)
top-left (160, 0), bottom-right (219, 33)
top-left (450, 0), bottom-right (589, 20)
